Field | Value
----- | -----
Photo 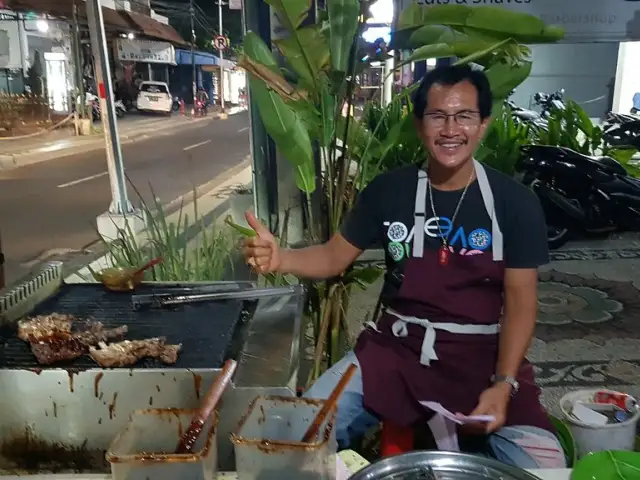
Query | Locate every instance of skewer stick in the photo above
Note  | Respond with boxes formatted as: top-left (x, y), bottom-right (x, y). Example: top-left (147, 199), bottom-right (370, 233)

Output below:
top-left (301, 363), bottom-right (358, 443)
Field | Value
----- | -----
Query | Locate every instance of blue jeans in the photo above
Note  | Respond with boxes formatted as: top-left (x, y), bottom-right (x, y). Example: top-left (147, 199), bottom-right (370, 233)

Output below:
top-left (304, 351), bottom-right (567, 469)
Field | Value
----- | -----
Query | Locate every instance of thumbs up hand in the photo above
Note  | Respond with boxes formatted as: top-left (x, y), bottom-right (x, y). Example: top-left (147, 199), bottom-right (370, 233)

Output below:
top-left (242, 211), bottom-right (282, 274)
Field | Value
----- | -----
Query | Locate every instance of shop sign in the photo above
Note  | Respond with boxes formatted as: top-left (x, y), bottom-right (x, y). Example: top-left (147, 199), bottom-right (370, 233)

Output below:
top-left (116, 39), bottom-right (176, 64)
top-left (400, 0), bottom-right (640, 42)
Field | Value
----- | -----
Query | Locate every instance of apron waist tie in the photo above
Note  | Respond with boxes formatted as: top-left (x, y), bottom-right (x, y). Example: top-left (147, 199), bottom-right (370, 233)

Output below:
top-left (387, 309), bottom-right (500, 366)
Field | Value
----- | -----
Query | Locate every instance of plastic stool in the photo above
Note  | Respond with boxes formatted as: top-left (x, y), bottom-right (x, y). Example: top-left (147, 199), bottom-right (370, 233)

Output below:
top-left (380, 422), bottom-right (414, 457)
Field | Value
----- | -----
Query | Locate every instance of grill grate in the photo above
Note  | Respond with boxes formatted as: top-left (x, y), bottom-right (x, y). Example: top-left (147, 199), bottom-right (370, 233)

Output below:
top-left (0, 283), bottom-right (251, 369)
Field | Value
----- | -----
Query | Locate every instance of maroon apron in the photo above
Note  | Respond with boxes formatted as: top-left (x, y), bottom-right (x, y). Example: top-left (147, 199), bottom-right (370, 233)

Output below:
top-left (354, 161), bottom-right (553, 433)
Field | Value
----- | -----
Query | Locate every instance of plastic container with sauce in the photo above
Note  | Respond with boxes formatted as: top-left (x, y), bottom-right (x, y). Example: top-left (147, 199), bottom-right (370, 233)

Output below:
top-left (231, 395), bottom-right (337, 480)
top-left (106, 408), bottom-right (218, 480)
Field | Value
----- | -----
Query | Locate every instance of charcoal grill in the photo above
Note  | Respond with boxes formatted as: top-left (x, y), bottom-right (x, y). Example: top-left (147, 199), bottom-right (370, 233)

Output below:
top-left (1, 282), bottom-right (251, 370)
top-left (0, 262), bottom-right (305, 475)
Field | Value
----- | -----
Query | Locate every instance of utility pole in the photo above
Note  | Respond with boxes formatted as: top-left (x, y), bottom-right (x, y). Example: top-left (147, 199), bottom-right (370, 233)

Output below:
top-left (190, 0), bottom-right (197, 105)
top-left (71, 0), bottom-right (85, 119)
top-left (86, 0), bottom-right (132, 215)
top-left (218, 0), bottom-right (225, 112)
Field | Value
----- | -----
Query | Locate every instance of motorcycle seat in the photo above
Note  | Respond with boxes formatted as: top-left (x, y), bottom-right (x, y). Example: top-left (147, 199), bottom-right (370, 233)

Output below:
top-left (567, 150), bottom-right (627, 175)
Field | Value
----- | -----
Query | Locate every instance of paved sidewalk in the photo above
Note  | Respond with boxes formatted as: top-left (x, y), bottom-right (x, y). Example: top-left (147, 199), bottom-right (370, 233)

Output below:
top-left (0, 106), bottom-right (248, 171)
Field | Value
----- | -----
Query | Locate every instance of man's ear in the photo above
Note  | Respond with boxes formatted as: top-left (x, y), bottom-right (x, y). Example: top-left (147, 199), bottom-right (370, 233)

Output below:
top-left (414, 116), bottom-right (425, 141)
top-left (479, 116), bottom-right (491, 138)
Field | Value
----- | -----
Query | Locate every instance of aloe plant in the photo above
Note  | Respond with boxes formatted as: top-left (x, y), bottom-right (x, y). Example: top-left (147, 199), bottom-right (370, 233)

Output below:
top-left (100, 185), bottom-right (238, 282)
top-left (238, 1), bottom-right (564, 381)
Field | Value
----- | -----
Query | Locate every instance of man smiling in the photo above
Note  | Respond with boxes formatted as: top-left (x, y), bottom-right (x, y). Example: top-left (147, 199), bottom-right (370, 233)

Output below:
top-left (242, 65), bottom-right (566, 469)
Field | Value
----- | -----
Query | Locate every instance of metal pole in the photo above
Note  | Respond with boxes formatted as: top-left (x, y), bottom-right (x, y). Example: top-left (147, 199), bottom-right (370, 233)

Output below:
top-left (72, 1), bottom-right (85, 119)
top-left (85, 0), bottom-right (132, 214)
top-left (190, 0), bottom-right (197, 104)
top-left (218, 0), bottom-right (225, 112)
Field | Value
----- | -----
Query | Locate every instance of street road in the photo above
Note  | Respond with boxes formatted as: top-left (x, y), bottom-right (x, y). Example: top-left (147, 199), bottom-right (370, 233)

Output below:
top-left (0, 112), bottom-right (250, 283)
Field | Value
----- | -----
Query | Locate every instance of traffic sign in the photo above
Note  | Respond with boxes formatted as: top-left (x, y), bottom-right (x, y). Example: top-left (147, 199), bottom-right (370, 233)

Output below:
top-left (213, 35), bottom-right (229, 51)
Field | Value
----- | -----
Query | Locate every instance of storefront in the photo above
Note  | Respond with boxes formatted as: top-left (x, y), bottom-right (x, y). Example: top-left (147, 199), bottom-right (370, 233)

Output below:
top-left (115, 37), bottom-right (176, 85)
top-left (173, 49), bottom-right (240, 105)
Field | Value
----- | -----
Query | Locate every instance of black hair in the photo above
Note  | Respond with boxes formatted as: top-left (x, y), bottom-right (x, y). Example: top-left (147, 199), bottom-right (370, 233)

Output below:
top-left (412, 64), bottom-right (493, 120)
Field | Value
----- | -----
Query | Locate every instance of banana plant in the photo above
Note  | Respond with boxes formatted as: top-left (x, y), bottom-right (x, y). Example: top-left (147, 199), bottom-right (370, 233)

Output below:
top-left (395, 4), bottom-right (564, 104)
top-left (476, 105), bottom-right (534, 175)
top-left (237, 0), bottom-right (564, 381)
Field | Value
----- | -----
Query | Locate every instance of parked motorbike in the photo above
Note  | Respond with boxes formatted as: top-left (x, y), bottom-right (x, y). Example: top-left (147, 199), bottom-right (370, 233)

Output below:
top-left (115, 99), bottom-right (126, 118)
top-left (519, 144), bottom-right (640, 249)
top-left (77, 92), bottom-right (126, 120)
top-left (506, 100), bottom-right (548, 130)
top-left (194, 99), bottom-right (207, 117)
top-left (603, 112), bottom-right (640, 148)
top-left (172, 96), bottom-right (181, 112)
top-left (533, 89), bottom-right (566, 118)
top-left (79, 92), bottom-right (101, 121)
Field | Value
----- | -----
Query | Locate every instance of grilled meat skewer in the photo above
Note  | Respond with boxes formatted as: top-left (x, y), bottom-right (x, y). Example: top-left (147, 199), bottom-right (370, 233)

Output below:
top-left (89, 337), bottom-right (181, 367)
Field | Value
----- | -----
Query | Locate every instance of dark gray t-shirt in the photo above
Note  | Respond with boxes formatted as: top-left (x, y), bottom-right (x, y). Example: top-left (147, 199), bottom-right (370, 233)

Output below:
top-left (340, 164), bottom-right (549, 272)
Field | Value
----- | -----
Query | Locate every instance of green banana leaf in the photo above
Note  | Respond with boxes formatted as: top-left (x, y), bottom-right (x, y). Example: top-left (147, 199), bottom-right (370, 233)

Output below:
top-left (571, 451), bottom-right (640, 480)
top-left (243, 31), bottom-right (279, 70)
top-left (326, 0), bottom-right (361, 72)
top-left (294, 156), bottom-right (317, 193)
top-left (408, 25), bottom-right (471, 49)
top-left (264, 0), bottom-right (311, 32)
top-left (336, 114), bottom-right (383, 160)
top-left (248, 77), bottom-right (316, 192)
top-left (320, 80), bottom-right (336, 147)
top-left (275, 25), bottom-right (329, 89)
top-left (452, 37), bottom-right (513, 67)
top-left (241, 32), bottom-right (304, 101)
top-left (397, 4), bottom-right (564, 44)
top-left (396, 41), bottom-right (497, 69)
top-left (484, 61), bottom-right (532, 100)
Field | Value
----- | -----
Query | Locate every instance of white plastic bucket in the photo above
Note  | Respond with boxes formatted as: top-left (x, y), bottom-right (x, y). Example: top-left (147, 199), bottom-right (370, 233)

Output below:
top-left (560, 389), bottom-right (640, 458)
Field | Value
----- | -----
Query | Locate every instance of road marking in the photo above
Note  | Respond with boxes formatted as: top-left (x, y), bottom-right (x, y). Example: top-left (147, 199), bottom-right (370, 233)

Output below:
top-left (57, 171), bottom-right (108, 188)
top-left (238, 127), bottom-right (249, 132)
top-left (183, 139), bottom-right (211, 151)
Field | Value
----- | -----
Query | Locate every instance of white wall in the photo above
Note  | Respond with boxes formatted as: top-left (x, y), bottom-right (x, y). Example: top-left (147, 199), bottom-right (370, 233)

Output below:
top-left (511, 43), bottom-right (619, 118)
top-left (612, 41), bottom-right (640, 114)
top-left (0, 10), bottom-right (27, 70)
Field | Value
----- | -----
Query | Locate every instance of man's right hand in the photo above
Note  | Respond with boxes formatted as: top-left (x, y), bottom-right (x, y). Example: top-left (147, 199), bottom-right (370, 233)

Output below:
top-left (242, 211), bottom-right (281, 274)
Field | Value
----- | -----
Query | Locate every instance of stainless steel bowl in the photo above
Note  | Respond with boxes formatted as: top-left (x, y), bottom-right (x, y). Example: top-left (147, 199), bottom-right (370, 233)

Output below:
top-left (348, 451), bottom-right (542, 480)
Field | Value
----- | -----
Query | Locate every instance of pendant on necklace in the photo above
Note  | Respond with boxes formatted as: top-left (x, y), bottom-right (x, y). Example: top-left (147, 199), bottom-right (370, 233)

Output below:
top-left (439, 244), bottom-right (449, 266)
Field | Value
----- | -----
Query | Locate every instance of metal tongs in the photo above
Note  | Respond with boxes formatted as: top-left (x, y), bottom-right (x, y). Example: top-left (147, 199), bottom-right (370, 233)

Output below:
top-left (131, 285), bottom-right (298, 310)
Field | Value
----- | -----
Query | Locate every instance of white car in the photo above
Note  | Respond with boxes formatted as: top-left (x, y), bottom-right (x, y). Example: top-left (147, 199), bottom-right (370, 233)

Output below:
top-left (136, 81), bottom-right (172, 115)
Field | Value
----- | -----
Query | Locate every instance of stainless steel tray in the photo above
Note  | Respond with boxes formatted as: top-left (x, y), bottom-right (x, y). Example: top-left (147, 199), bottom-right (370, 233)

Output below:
top-left (348, 451), bottom-right (542, 480)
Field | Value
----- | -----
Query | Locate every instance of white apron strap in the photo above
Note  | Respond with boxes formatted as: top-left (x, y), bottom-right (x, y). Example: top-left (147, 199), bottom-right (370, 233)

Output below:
top-left (412, 170), bottom-right (428, 258)
top-left (474, 160), bottom-right (503, 262)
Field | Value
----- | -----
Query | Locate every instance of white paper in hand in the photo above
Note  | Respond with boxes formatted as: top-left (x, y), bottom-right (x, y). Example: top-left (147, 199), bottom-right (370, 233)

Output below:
top-left (428, 413), bottom-right (460, 451)
top-left (420, 401), bottom-right (495, 425)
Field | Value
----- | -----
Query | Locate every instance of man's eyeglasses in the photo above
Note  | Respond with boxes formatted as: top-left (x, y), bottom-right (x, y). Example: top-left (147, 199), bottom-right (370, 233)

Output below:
top-left (424, 111), bottom-right (481, 127)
